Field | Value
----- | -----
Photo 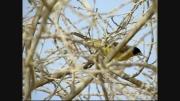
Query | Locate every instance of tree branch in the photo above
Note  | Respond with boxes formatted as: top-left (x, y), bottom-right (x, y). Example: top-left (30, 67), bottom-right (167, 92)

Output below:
top-left (104, 2), bottom-right (156, 63)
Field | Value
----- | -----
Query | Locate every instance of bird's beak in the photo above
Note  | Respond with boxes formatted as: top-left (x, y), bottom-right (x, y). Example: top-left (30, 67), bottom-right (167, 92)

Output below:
top-left (138, 52), bottom-right (148, 59)
top-left (137, 52), bottom-right (146, 61)
top-left (138, 52), bottom-right (143, 56)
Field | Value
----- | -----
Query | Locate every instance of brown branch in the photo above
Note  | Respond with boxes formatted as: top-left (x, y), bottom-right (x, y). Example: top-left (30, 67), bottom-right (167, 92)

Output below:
top-left (131, 11), bottom-right (155, 78)
top-left (104, 2), bottom-right (156, 63)
top-left (98, 74), bottom-right (109, 100)
top-left (96, 56), bottom-right (109, 100)
top-left (24, 1), bottom-right (58, 100)
top-left (23, 4), bottom-right (43, 51)
top-left (34, 67), bottom-right (71, 89)
top-left (63, 75), bottom-right (94, 100)
top-left (108, 62), bottom-right (157, 73)
top-left (24, 1), bottom-right (157, 100)
top-left (110, 70), bottom-right (155, 93)
top-left (71, 32), bottom-right (90, 40)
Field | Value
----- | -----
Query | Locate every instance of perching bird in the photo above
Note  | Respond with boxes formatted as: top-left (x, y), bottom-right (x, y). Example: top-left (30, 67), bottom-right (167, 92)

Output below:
top-left (86, 39), bottom-right (142, 60)
top-left (83, 39), bottom-right (143, 69)
top-left (71, 32), bottom-right (143, 69)
top-left (102, 42), bottom-right (142, 61)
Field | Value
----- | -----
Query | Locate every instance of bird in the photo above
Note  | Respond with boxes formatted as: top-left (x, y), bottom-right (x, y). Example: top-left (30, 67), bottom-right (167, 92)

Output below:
top-left (103, 42), bottom-right (142, 61)
top-left (83, 39), bottom-right (143, 69)
top-left (86, 40), bottom-right (142, 60)
top-left (70, 32), bottom-right (143, 69)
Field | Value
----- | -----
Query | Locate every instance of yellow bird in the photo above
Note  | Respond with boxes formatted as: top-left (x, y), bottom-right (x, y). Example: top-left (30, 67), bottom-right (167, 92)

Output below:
top-left (71, 32), bottom-right (142, 69)
top-left (86, 39), bottom-right (142, 61)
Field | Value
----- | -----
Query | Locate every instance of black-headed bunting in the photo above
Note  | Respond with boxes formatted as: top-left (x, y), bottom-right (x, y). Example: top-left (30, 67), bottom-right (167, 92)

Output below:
top-left (83, 40), bottom-right (143, 69)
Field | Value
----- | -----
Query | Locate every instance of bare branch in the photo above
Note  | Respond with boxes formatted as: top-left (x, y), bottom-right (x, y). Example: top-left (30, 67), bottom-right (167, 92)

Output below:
top-left (104, 3), bottom-right (156, 63)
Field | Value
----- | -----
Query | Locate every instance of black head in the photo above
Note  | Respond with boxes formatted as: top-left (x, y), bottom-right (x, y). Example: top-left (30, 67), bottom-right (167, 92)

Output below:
top-left (133, 47), bottom-right (142, 55)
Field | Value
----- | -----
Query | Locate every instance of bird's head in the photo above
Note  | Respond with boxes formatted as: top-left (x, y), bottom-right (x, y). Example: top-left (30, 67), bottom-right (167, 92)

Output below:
top-left (133, 47), bottom-right (143, 56)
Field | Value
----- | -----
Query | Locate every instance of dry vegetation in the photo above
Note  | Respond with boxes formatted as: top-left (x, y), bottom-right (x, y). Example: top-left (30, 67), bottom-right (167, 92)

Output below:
top-left (23, 0), bottom-right (157, 100)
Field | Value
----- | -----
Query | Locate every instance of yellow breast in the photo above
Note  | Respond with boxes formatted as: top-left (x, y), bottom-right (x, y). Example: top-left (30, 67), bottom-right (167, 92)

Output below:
top-left (102, 46), bottom-right (134, 61)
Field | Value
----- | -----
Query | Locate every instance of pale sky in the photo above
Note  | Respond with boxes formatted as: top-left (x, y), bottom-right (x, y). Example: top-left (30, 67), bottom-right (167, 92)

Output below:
top-left (23, 0), bottom-right (157, 100)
